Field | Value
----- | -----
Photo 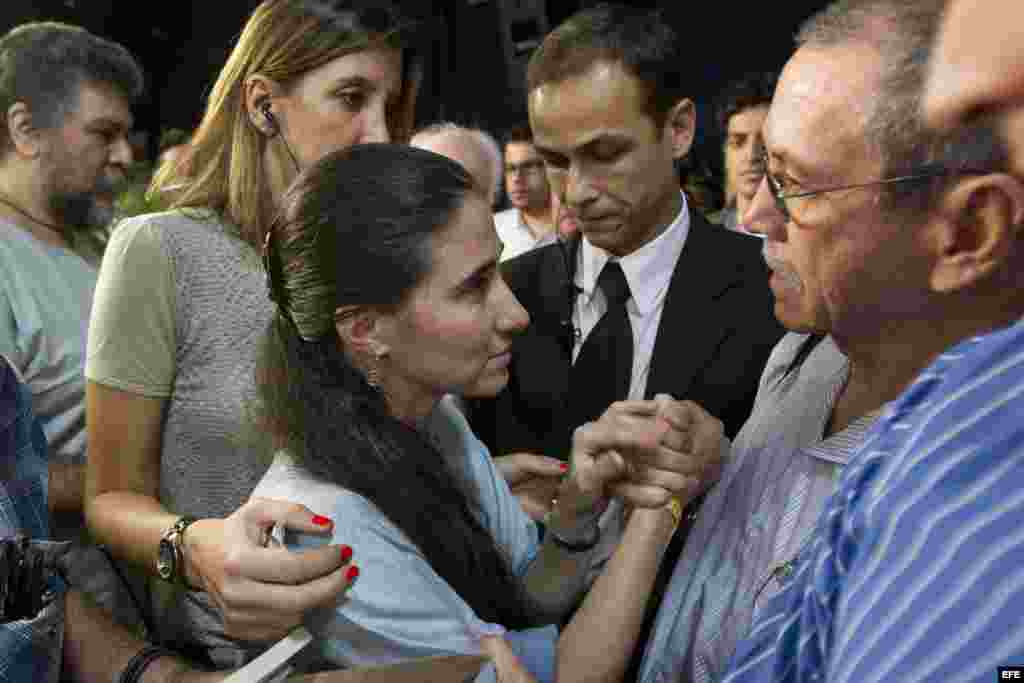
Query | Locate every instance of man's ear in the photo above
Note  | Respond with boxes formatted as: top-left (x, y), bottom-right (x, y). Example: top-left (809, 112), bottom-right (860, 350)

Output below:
top-left (335, 305), bottom-right (391, 358)
top-left (929, 173), bottom-right (1024, 293)
top-left (665, 98), bottom-right (696, 160)
top-left (6, 102), bottom-right (42, 159)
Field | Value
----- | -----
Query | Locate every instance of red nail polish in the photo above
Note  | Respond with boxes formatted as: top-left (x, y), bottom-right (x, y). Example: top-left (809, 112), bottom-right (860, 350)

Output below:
top-left (346, 565), bottom-right (360, 582)
top-left (340, 545), bottom-right (353, 563)
top-left (312, 515), bottom-right (332, 527)
top-left (559, 463), bottom-right (569, 471)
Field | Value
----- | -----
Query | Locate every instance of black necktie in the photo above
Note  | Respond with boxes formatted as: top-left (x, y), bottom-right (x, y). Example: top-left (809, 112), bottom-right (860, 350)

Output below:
top-left (569, 261), bottom-right (633, 432)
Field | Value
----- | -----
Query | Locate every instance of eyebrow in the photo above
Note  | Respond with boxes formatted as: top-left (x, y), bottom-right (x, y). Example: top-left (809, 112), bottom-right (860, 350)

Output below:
top-left (536, 132), bottom-right (632, 157)
top-left (505, 157), bottom-right (543, 167)
top-left (332, 76), bottom-right (373, 90)
top-left (87, 116), bottom-right (132, 130)
top-left (332, 75), bottom-right (402, 100)
top-left (456, 257), bottom-right (498, 291)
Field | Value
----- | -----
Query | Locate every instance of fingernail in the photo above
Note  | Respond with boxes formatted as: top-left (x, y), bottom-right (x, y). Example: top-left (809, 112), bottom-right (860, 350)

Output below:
top-left (346, 565), bottom-right (360, 582)
top-left (312, 515), bottom-right (332, 527)
top-left (340, 545), bottom-right (353, 563)
top-left (559, 463), bottom-right (569, 471)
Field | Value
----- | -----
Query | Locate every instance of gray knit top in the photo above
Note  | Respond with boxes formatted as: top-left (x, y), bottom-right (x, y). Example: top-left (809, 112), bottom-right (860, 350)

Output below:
top-left (87, 209), bottom-right (276, 666)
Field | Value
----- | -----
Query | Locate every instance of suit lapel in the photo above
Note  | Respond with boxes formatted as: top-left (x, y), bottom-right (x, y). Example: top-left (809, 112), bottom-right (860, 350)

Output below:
top-left (646, 213), bottom-right (745, 400)
top-left (510, 239), bottom-right (578, 412)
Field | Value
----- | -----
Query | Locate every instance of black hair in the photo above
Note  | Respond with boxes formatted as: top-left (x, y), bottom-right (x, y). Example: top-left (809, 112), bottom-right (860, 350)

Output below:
top-left (503, 122), bottom-right (534, 148)
top-left (527, 3), bottom-right (690, 127)
top-left (257, 143), bottom-right (533, 629)
top-left (0, 22), bottom-right (144, 152)
top-left (715, 71), bottom-right (778, 134)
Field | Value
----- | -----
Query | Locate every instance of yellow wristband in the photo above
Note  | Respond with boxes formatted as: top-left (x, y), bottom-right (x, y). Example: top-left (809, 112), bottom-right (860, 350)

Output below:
top-left (665, 496), bottom-right (683, 530)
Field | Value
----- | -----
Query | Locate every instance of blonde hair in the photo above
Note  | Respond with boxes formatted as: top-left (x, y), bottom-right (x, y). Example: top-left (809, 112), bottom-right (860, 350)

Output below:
top-left (150, 0), bottom-right (421, 248)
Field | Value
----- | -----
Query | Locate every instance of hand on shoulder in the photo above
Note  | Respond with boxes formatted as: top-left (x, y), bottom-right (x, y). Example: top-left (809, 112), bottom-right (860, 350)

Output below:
top-left (183, 497), bottom-right (358, 642)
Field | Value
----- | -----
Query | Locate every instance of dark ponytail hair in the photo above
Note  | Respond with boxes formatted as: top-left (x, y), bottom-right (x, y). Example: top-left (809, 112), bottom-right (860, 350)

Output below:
top-left (255, 143), bottom-right (532, 629)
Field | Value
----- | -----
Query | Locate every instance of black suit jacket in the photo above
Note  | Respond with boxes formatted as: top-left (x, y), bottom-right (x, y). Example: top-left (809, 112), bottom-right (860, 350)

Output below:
top-left (471, 211), bottom-right (785, 457)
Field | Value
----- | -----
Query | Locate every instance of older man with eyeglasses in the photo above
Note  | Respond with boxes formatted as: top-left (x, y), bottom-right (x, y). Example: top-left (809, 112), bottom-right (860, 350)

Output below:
top-left (637, 1), bottom-right (1024, 682)
top-left (698, 0), bottom-right (1024, 681)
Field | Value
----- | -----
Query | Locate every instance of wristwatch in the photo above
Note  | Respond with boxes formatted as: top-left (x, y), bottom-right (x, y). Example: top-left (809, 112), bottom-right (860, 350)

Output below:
top-left (544, 500), bottom-right (605, 553)
top-left (157, 516), bottom-right (198, 584)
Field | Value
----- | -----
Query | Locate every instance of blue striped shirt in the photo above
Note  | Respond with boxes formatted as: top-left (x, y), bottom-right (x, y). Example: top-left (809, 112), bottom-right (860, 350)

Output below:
top-left (724, 317), bottom-right (1024, 683)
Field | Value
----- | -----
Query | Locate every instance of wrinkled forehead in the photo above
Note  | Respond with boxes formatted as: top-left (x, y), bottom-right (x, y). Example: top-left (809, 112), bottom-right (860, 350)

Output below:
top-left (765, 45), bottom-right (881, 174)
top-left (67, 80), bottom-right (134, 127)
top-left (528, 62), bottom-right (656, 151)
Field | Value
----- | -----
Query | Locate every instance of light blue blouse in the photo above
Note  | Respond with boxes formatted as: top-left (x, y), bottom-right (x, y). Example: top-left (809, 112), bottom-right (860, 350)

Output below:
top-left (251, 396), bottom-right (558, 683)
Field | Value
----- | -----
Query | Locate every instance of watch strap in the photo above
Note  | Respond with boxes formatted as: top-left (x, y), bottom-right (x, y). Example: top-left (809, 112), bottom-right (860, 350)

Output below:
top-left (548, 523), bottom-right (601, 553)
top-left (158, 516), bottom-right (198, 586)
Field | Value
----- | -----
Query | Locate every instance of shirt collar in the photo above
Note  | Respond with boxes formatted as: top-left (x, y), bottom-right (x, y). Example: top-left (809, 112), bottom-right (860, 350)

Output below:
top-left (578, 192), bottom-right (691, 315)
top-left (800, 358), bottom-right (881, 466)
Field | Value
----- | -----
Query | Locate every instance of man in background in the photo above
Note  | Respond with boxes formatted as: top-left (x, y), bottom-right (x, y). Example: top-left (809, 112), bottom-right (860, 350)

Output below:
top-left (0, 21), bottom-right (140, 530)
top-left (494, 123), bottom-right (556, 260)
top-left (709, 72), bottom-right (776, 233)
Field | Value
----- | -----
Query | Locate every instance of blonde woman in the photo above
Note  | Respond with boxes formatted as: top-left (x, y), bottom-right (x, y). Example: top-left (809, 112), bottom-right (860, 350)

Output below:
top-left (84, 0), bottom-right (424, 668)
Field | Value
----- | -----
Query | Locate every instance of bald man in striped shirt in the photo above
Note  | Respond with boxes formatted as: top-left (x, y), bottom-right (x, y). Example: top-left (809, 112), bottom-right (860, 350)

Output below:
top-left (722, 1), bottom-right (1024, 682)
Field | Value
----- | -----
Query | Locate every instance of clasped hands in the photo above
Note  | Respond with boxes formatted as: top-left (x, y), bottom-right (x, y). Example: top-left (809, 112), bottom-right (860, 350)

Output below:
top-left (557, 394), bottom-right (726, 524)
top-left (171, 397), bottom-right (724, 645)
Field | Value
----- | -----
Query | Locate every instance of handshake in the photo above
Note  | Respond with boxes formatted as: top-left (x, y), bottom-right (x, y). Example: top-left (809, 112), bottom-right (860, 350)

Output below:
top-left (497, 395), bottom-right (727, 521)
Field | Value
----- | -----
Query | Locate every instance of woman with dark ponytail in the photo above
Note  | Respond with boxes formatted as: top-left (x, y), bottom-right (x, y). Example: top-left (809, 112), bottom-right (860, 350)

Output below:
top-left (252, 143), bottom-right (723, 683)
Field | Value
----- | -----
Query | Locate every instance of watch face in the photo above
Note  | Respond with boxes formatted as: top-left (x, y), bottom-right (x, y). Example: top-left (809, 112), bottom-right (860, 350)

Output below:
top-left (157, 538), bottom-right (176, 581)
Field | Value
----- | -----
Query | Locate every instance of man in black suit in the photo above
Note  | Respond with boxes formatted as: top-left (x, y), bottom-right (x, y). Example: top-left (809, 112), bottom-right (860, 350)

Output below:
top-left (468, 5), bottom-right (784, 673)
top-left (472, 4), bottom-right (782, 461)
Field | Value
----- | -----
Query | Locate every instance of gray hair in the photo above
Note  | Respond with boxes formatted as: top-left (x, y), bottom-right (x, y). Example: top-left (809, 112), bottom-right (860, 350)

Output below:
top-left (0, 22), bottom-right (144, 154)
top-left (411, 122), bottom-right (503, 206)
top-left (797, 0), bottom-right (1007, 210)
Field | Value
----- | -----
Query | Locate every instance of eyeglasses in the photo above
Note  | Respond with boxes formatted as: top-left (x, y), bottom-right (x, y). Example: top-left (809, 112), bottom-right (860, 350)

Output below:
top-left (761, 152), bottom-right (986, 221)
top-left (505, 160), bottom-right (546, 177)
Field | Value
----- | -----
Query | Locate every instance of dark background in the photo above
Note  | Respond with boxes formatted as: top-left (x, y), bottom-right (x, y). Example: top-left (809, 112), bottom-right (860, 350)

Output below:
top-left (0, 0), bottom-right (830, 166)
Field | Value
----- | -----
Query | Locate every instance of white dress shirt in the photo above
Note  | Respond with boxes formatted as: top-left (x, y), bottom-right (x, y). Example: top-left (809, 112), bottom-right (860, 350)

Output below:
top-left (494, 208), bottom-right (545, 262)
top-left (572, 193), bottom-right (691, 401)
top-left (573, 195), bottom-right (692, 583)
